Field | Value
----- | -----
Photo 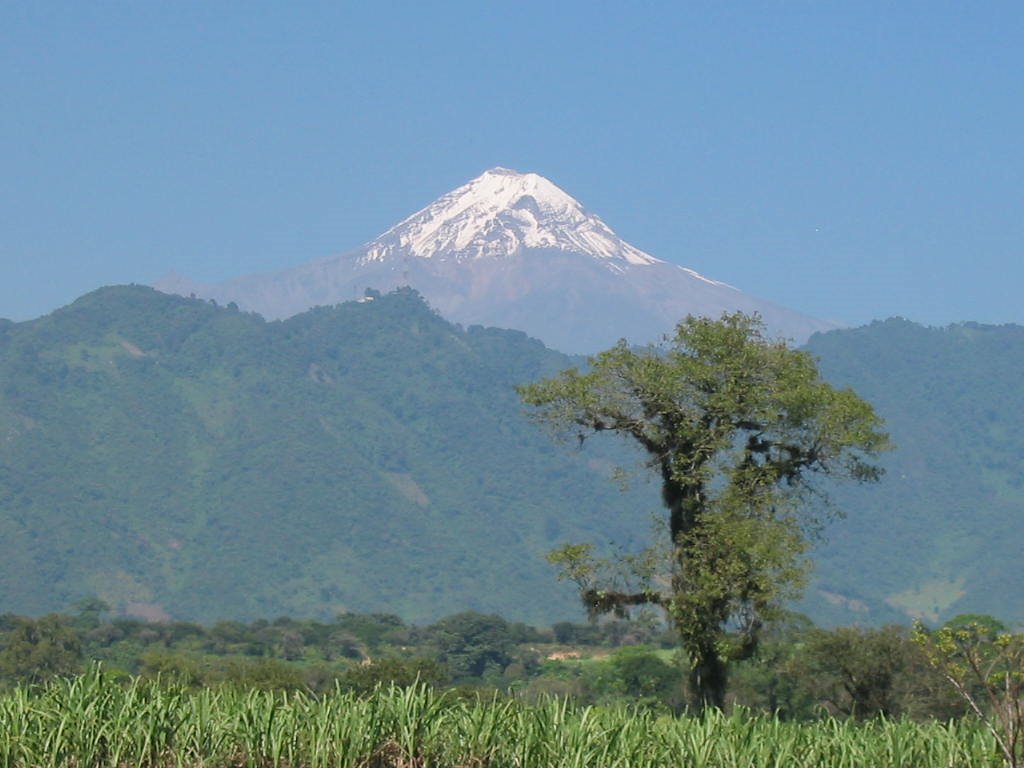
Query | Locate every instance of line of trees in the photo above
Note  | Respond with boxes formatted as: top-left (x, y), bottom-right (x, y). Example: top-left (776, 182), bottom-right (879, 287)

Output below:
top-left (1, 602), bottom-right (1017, 726)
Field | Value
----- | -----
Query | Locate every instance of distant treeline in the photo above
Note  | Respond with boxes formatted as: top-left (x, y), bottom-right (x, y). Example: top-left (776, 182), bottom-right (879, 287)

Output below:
top-left (0, 602), bottom-right (1007, 722)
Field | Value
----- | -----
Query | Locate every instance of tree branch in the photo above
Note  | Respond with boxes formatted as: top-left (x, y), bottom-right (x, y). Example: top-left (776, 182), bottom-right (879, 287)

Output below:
top-left (582, 588), bottom-right (667, 619)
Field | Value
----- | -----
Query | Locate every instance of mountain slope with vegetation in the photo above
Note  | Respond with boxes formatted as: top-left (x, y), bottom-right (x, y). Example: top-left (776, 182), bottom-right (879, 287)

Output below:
top-left (1, 290), bottom-right (1021, 628)
top-left (0, 286), bottom-right (655, 624)
top-left (806, 319), bottom-right (1024, 627)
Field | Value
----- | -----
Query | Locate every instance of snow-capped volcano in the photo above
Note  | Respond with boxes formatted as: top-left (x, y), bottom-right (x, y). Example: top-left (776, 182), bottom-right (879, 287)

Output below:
top-left (156, 168), bottom-right (839, 352)
top-left (363, 167), bottom-right (663, 269)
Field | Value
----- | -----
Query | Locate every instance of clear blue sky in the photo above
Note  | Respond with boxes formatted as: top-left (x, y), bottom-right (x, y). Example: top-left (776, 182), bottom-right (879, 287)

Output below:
top-left (2, 2), bottom-right (1021, 327)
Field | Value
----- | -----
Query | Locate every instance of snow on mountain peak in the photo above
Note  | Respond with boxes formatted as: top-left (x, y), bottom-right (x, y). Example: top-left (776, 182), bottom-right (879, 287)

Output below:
top-left (361, 167), bottom-right (664, 268)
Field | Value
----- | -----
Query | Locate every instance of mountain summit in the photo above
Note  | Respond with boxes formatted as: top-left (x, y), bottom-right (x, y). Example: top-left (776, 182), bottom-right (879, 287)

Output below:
top-left (157, 168), bottom-right (837, 351)
top-left (363, 167), bottom-right (663, 268)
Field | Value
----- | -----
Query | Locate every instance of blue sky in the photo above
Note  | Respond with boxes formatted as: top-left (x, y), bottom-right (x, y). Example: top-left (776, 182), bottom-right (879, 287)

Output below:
top-left (2, 2), bottom-right (1021, 328)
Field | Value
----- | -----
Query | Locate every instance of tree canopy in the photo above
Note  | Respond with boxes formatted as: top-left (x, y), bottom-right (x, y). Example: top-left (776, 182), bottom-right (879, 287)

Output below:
top-left (519, 312), bottom-right (889, 710)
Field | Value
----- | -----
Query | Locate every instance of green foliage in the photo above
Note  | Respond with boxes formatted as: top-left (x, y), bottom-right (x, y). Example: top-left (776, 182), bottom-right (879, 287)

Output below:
top-left (332, 613), bottom-right (408, 651)
top-left (727, 612), bottom-right (817, 718)
top-left (0, 614), bottom-right (83, 685)
top-left (590, 646), bottom-right (684, 712)
top-left (915, 620), bottom-right (1024, 767)
top-left (805, 319), bottom-right (1024, 627)
top-left (4, 287), bottom-right (1021, 633)
top-left (216, 657), bottom-right (308, 691)
top-left (0, 668), bottom-right (1006, 767)
top-left (338, 657), bottom-right (449, 695)
top-left (420, 611), bottom-right (519, 681)
top-left (0, 285), bottom-right (655, 625)
top-left (521, 312), bottom-right (888, 709)
top-left (945, 614), bottom-right (1009, 637)
top-left (1, 602), bottom-right (1016, 727)
top-left (799, 625), bottom-right (912, 719)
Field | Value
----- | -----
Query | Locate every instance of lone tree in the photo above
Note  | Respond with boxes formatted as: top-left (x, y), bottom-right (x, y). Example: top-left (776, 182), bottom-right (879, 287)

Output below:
top-left (519, 313), bottom-right (889, 710)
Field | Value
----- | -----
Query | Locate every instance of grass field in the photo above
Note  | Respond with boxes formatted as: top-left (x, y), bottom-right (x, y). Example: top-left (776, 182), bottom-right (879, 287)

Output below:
top-left (0, 667), bottom-right (1003, 768)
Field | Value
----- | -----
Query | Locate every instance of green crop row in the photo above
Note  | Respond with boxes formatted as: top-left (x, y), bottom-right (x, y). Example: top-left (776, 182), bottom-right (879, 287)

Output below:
top-left (0, 667), bottom-right (1002, 767)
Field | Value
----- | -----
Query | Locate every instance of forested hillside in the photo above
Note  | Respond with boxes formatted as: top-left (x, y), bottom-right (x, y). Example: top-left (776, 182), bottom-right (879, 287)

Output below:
top-left (806, 319), bottom-right (1024, 627)
top-left (0, 286), bottom-right (654, 624)
top-left (1, 291), bottom-right (1022, 628)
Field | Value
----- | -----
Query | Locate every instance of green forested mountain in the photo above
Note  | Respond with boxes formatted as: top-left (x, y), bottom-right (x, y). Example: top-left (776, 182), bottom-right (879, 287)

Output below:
top-left (805, 319), bottom-right (1024, 627)
top-left (1, 290), bottom-right (1022, 628)
top-left (0, 286), bottom-right (655, 624)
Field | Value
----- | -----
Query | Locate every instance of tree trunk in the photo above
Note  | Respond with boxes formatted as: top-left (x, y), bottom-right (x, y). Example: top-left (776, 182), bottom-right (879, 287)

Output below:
top-left (664, 461), bottom-right (733, 711)
top-left (688, 645), bottom-right (728, 713)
